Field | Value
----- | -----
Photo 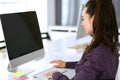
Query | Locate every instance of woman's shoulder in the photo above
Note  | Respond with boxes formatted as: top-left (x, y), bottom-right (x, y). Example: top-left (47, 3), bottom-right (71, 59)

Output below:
top-left (93, 43), bottom-right (111, 52)
top-left (90, 43), bottom-right (112, 57)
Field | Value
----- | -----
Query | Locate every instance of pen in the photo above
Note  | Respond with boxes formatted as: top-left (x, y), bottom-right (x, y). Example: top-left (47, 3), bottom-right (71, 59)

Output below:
top-left (34, 75), bottom-right (53, 80)
top-left (61, 70), bottom-right (67, 73)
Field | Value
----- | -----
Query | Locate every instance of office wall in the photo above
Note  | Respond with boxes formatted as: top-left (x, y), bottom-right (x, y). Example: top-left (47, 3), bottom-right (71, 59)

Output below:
top-left (112, 0), bottom-right (120, 28)
top-left (47, 0), bottom-right (81, 26)
top-left (47, 0), bottom-right (55, 26)
top-left (0, 0), bottom-right (48, 33)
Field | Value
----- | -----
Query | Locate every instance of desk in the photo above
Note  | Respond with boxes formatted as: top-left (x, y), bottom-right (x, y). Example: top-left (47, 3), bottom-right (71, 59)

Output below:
top-left (0, 35), bottom-right (120, 80)
top-left (0, 35), bottom-right (89, 80)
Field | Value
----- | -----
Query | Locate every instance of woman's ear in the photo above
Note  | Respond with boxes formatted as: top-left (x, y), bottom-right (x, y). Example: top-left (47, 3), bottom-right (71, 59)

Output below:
top-left (90, 16), bottom-right (95, 24)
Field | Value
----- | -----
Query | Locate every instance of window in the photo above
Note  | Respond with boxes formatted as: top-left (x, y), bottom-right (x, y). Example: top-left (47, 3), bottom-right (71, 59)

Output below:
top-left (48, 0), bottom-right (88, 26)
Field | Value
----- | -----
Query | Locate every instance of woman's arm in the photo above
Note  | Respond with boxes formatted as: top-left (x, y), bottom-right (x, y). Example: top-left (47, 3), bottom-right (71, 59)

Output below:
top-left (50, 60), bottom-right (78, 69)
top-left (52, 48), bottom-right (105, 80)
top-left (52, 72), bottom-right (69, 80)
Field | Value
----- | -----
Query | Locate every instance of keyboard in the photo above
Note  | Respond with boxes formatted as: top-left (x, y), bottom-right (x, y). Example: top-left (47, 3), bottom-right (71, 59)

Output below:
top-left (32, 68), bottom-right (75, 80)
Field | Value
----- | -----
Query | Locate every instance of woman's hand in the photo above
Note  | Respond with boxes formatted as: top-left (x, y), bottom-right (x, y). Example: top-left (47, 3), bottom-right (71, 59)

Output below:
top-left (44, 71), bottom-right (57, 79)
top-left (50, 60), bottom-right (66, 68)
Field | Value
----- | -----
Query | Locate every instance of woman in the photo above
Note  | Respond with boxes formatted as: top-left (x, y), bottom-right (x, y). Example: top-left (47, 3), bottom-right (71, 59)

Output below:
top-left (45, 0), bottom-right (119, 80)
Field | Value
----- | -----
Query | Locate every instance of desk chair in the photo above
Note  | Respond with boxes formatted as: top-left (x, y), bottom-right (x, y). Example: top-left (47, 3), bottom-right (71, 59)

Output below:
top-left (0, 40), bottom-right (6, 49)
top-left (0, 40), bottom-right (5, 43)
top-left (41, 32), bottom-right (51, 40)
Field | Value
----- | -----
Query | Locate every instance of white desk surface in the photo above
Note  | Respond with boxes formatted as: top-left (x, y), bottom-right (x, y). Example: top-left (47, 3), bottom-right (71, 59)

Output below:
top-left (0, 35), bottom-right (120, 80)
top-left (0, 35), bottom-right (91, 80)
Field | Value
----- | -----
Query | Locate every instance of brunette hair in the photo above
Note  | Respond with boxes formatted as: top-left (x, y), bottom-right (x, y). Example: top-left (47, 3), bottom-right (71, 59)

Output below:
top-left (82, 0), bottom-right (119, 63)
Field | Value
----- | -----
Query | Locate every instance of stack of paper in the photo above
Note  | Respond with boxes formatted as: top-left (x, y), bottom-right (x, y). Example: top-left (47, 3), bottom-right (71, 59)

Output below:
top-left (69, 43), bottom-right (88, 49)
top-left (66, 43), bottom-right (88, 53)
top-left (12, 72), bottom-right (28, 80)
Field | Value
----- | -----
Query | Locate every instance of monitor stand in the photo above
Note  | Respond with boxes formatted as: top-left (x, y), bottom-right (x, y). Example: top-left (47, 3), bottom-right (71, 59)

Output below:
top-left (7, 63), bottom-right (35, 74)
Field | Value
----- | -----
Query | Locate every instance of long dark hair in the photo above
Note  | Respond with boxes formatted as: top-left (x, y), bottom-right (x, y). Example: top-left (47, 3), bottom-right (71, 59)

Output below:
top-left (81, 0), bottom-right (119, 63)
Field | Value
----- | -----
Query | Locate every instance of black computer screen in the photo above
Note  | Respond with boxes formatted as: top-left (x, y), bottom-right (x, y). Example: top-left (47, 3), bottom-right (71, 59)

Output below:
top-left (0, 11), bottom-right (43, 60)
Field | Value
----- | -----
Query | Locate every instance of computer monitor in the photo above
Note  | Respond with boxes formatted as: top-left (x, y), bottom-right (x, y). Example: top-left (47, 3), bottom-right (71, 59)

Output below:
top-left (0, 11), bottom-right (45, 72)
